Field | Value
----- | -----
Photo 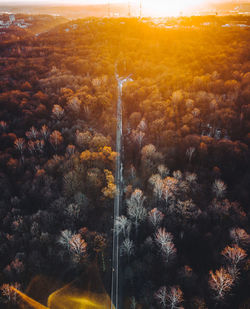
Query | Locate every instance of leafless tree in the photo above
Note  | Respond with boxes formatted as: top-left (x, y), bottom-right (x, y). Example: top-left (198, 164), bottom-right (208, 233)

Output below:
top-left (14, 138), bottom-right (25, 162)
top-left (1, 282), bottom-right (21, 304)
top-left (115, 215), bottom-right (131, 238)
top-left (40, 124), bottom-right (50, 140)
top-left (66, 144), bottom-right (76, 156)
top-left (154, 286), bottom-right (168, 308)
top-left (213, 179), bottom-right (227, 199)
top-left (186, 147), bottom-right (195, 163)
top-left (68, 97), bottom-right (81, 113)
top-left (52, 104), bottom-right (64, 120)
top-left (0, 120), bottom-right (7, 132)
top-left (14, 138), bottom-right (25, 154)
top-left (173, 170), bottom-right (183, 181)
top-left (158, 165), bottom-right (170, 178)
top-left (129, 296), bottom-right (137, 309)
top-left (26, 126), bottom-right (39, 140)
top-left (49, 130), bottom-right (63, 151)
top-left (221, 245), bottom-right (247, 269)
top-left (28, 140), bottom-right (36, 154)
top-left (131, 129), bottom-right (145, 148)
top-left (172, 199), bottom-right (201, 220)
top-left (75, 130), bottom-right (92, 149)
top-left (209, 267), bottom-right (234, 301)
top-left (137, 118), bottom-right (147, 131)
top-left (166, 286), bottom-right (183, 309)
top-left (185, 172), bottom-right (197, 185)
top-left (120, 238), bottom-right (134, 258)
top-left (64, 203), bottom-right (81, 222)
top-left (58, 229), bottom-right (73, 250)
top-left (35, 139), bottom-right (45, 154)
top-left (155, 228), bottom-right (177, 263)
top-left (129, 165), bottom-right (136, 180)
top-left (162, 184), bottom-right (175, 206)
top-left (155, 286), bottom-right (183, 309)
top-left (69, 234), bottom-right (87, 262)
top-left (230, 228), bottom-right (250, 247)
top-left (148, 208), bottom-right (164, 229)
top-left (149, 174), bottom-right (164, 200)
top-left (127, 189), bottom-right (147, 234)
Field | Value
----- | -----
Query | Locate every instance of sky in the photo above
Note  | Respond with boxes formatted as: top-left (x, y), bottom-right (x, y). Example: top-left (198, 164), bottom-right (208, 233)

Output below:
top-left (0, 0), bottom-right (242, 16)
top-left (0, 0), bottom-right (229, 4)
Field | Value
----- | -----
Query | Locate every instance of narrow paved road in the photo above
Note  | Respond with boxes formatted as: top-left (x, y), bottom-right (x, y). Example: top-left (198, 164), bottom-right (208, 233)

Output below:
top-left (111, 74), bottom-right (132, 309)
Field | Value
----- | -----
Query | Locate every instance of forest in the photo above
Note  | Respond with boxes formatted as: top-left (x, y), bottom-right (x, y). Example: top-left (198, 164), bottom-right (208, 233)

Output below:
top-left (0, 14), bottom-right (250, 309)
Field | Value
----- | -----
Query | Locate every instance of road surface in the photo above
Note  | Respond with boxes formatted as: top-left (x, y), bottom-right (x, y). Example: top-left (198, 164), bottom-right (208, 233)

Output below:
top-left (110, 74), bottom-right (132, 309)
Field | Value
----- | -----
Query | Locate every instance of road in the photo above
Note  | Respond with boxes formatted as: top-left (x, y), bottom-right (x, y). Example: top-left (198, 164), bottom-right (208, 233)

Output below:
top-left (110, 74), bottom-right (132, 309)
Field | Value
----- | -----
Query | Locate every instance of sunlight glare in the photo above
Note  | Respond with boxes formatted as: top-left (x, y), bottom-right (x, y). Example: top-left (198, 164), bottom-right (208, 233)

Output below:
top-left (143, 0), bottom-right (208, 16)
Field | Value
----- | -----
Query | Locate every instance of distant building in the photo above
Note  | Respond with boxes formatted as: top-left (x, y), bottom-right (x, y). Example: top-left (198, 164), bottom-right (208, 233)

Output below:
top-left (202, 22), bottom-right (211, 26)
top-left (9, 14), bottom-right (15, 23)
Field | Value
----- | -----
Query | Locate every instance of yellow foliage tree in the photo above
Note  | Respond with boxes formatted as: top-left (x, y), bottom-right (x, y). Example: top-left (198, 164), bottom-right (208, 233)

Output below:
top-left (102, 169), bottom-right (116, 199)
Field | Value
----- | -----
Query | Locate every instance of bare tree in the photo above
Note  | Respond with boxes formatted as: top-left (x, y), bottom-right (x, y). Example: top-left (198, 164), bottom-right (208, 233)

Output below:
top-left (115, 215), bottom-right (131, 238)
top-left (52, 104), bottom-right (64, 120)
top-left (35, 139), bottom-right (45, 154)
top-left (149, 174), bottom-right (164, 200)
top-left (166, 286), bottom-right (183, 309)
top-left (213, 179), bottom-right (227, 199)
top-left (154, 286), bottom-right (168, 308)
top-left (66, 144), bottom-right (76, 156)
top-left (127, 189), bottom-right (147, 234)
top-left (68, 97), bottom-right (81, 113)
top-left (148, 208), bottom-right (164, 229)
top-left (49, 130), bottom-right (63, 151)
top-left (14, 138), bottom-right (25, 162)
top-left (155, 286), bottom-right (183, 309)
top-left (186, 147), bottom-right (195, 163)
top-left (1, 282), bottom-right (21, 304)
top-left (28, 140), bottom-right (36, 154)
top-left (155, 228), bottom-right (177, 263)
top-left (75, 130), bottom-right (92, 149)
top-left (137, 118), bottom-right (147, 131)
top-left (221, 245), bottom-right (247, 269)
top-left (40, 124), bottom-right (50, 140)
top-left (173, 170), bottom-right (183, 181)
top-left (120, 238), bottom-right (134, 259)
top-left (230, 228), bottom-right (250, 247)
top-left (209, 267), bottom-right (234, 301)
top-left (58, 229), bottom-right (73, 250)
top-left (0, 120), bottom-right (7, 132)
top-left (185, 172), bottom-right (197, 185)
top-left (69, 234), bottom-right (87, 263)
top-left (158, 164), bottom-right (170, 178)
top-left (26, 126), bottom-right (39, 140)
top-left (64, 203), bottom-right (81, 222)
top-left (173, 199), bottom-right (201, 221)
top-left (131, 129), bottom-right (145, 148)
top-left (129, 296), bottom-right (137, 309)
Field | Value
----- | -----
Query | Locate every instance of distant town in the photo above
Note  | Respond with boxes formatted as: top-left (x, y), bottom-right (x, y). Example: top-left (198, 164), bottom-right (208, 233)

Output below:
top-left (0, 13), bottom-right (30, 29)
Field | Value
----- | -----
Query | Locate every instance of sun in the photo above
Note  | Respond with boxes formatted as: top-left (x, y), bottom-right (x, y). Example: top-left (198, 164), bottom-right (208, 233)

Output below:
top-left (143, 0), bottom-right (208, 16)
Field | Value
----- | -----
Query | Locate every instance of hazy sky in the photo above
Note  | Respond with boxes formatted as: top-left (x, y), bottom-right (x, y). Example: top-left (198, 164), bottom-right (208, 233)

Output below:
top-left (0, 0), bottom-right (239, 16)
top-left (0, 0), bottom-right (228, 3)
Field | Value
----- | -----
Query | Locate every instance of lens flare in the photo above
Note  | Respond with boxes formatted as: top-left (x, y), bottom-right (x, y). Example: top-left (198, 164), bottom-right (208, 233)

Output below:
top-left (10, 264), bottom-right (114, 309)
top-left (11, 287), bottom-right (49, 309)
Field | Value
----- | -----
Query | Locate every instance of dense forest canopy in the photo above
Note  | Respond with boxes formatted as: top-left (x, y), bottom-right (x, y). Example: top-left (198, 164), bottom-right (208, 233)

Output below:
top-left (0, 14), bottom-right (249, 309)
